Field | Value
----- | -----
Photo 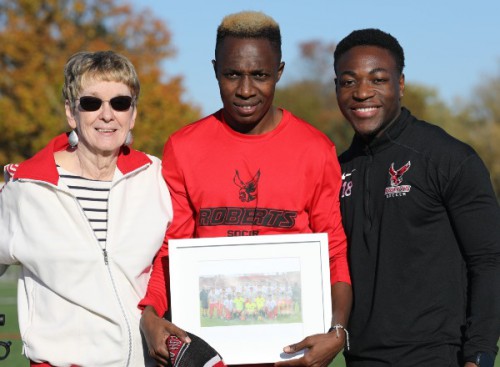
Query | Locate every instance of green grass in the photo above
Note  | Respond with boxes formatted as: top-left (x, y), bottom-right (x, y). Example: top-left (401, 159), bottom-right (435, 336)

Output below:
top-left (0, 279), bottom-right (27, 366)
top-left (330, 352), bottom-right (346, 367)
top-left (201, 313), bottom-right (303, 327)
top-left (0, 272), bottom-right (497, 367)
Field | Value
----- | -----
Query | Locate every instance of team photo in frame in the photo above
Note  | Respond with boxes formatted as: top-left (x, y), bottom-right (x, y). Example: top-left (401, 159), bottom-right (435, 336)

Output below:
top-left (169, 233), bottom-right (332, 365)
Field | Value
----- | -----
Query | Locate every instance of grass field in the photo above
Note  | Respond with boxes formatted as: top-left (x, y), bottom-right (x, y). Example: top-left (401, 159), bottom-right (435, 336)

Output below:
top-left (0, 280), bottom-right (26, 366)
top-left (0, 274), bottom-right (348, 366)
top-left (0, 273), bottom-right (497, 367)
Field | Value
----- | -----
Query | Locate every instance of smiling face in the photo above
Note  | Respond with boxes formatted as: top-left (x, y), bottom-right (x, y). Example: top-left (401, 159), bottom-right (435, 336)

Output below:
top-left (66, 80), bottom-right (136, 157)
top-left (213, 36), bottom-right (284, 134)
top-left (335, 45), bottom-right (404, 141)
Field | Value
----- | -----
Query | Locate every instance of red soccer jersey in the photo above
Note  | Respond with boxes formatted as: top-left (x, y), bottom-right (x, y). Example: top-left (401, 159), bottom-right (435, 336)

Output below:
top-left (141, 109), bottom-right (350, 316)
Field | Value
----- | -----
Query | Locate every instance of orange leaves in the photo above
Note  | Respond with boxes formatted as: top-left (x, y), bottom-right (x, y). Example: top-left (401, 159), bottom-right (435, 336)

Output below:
top-left (0, 0), bottom-right (200, 165)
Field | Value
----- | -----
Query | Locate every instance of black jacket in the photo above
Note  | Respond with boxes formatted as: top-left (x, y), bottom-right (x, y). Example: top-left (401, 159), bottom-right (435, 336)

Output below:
top-left (339, 108), bottom-right (500, 366)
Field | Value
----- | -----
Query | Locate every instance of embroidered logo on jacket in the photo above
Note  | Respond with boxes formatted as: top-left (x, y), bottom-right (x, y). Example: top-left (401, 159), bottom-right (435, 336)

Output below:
top-left (385, 161), bottom-right (412, 197)
top-left (234, 169), bottom-right (260, 202)
top-left (341, 169), bottom-right (356, 198)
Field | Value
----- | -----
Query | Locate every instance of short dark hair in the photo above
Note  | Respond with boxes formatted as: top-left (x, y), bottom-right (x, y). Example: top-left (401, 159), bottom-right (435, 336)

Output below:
top-left (334, 28), bottom-right (405, 75)
top-left (215, 11), bottom-right (282, 61)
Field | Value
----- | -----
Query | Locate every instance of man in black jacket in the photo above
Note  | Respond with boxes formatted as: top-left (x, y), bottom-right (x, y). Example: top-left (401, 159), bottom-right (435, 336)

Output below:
top-left (335, 28), bottom-right (500, 367)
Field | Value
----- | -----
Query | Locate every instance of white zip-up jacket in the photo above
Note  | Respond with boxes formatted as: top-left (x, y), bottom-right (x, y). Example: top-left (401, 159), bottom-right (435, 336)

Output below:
top-left (0, 133), bottom-right (173, 366)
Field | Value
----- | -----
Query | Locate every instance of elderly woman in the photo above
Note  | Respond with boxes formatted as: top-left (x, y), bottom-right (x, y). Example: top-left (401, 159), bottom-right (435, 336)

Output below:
top-left (0, 51), bottom-right (172, 366)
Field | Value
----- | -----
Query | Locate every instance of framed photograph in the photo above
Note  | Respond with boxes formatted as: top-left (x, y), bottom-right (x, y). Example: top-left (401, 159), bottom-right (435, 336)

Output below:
top-left (169, 233), bottom-right (332, 365)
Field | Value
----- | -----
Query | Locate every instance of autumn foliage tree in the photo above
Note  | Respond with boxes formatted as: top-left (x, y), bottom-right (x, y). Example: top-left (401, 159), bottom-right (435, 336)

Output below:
top-left (276, 40), bottom-right (457, 154)
top-left (276, 40), bottom-right (499, 198)
top-left (449, 62), bottom-right (500, 197)
top-left (275, 40), bottom-right (352, 153)
top-left (0, 0), bottom-right (201, 165)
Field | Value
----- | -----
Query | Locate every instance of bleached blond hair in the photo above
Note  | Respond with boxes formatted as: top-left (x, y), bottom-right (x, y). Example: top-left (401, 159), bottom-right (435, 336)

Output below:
top-left (215, 11), bottom-right (282, 60)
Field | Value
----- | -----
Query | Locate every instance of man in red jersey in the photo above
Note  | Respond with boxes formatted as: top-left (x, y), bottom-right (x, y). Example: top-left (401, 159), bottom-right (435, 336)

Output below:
top-left (139, 11), bottom-right (352, 367)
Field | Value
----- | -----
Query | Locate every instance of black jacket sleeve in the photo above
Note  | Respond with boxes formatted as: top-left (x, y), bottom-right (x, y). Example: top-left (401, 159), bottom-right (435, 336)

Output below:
top-left (443, 153), bottom-right (500, 359)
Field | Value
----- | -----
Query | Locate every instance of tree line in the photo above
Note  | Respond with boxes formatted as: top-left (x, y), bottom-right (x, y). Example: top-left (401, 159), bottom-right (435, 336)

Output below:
top-left (1, 0), bottom-right (498, 198)
top-left (277, 41), bottom-right (500, 199)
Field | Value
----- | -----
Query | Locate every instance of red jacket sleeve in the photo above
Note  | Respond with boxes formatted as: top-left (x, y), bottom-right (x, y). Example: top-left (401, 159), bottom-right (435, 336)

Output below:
top-left (139, 138), bottom-right (196, 316)
top-left (309, 144), bottom-right (351, 285)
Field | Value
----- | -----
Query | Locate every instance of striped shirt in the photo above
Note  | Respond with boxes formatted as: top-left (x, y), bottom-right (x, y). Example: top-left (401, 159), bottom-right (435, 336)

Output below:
top-left (57, 167), bottom-right (112, 246)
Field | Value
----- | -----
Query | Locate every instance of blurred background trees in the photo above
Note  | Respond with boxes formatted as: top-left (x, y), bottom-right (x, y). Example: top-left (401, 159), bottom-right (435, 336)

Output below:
top-left (0, 0), bottom-right (498, 197)
top-left (0, 0), bottom-right (201, 164)
top-left (274, 41), bottom-right (500, 198)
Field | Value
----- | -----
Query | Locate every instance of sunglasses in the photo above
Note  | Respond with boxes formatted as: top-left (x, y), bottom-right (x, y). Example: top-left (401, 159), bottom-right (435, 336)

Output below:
top-left (78, 96), bottom-right (133, 112)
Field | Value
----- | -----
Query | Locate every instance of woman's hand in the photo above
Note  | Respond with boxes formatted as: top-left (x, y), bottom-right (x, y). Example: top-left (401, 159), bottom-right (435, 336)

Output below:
top-left (140, 305), bottom-right (191, 366)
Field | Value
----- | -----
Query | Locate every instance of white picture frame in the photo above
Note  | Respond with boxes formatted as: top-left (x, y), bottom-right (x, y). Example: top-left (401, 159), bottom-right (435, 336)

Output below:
top-left (169, 233), bottom-right (332, 365)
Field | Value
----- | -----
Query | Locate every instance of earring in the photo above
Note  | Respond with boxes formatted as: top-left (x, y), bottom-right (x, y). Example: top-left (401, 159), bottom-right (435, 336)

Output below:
top-left (68, 130), bottom-right (79, 147)
top-left (124, 131), bottom-right (133, 146)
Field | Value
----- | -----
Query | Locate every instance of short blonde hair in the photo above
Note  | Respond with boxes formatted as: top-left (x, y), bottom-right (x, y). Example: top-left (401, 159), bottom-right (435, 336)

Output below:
top-left (215, 11), bottom-right (281, 60)
top-left (62, 50), bottom-right (140, 111)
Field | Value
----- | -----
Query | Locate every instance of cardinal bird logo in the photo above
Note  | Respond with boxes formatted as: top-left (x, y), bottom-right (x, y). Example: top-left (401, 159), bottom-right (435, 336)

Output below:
top-left (389, 161), bottom-right (411, 187)
top-left (234, 169), bottom-right (260, 202)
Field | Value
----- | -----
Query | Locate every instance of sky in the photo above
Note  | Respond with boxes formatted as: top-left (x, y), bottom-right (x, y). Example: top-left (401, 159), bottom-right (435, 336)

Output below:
top-left (130, 0), bottom-right (500, 116)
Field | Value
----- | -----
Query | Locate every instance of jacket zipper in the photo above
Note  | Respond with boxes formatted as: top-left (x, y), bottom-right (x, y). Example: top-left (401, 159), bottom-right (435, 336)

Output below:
top-left (364, 152), bottom-right (373, 232)
top-left (23, 178), bottom-right (134, 366)
top-left (19, 165), bottom-right (150, 366)
top-left (105, 185), bottom-right (132, 367)
top-left (70, 187), bottom-right (133, 367)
